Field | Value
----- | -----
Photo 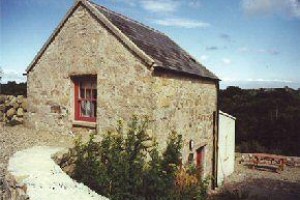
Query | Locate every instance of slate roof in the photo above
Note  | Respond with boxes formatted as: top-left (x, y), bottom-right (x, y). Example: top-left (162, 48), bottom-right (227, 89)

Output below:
top-left (92, 3), bottom-right (219, 80)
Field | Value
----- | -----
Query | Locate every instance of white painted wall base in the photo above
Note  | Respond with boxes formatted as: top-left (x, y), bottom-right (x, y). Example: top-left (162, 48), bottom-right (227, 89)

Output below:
top-left (217, 111), bottom-right (236, 186)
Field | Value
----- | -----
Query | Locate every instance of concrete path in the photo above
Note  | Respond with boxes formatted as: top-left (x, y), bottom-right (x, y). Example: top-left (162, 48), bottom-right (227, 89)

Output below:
top-left (7, 146), bottom-right (108, 200)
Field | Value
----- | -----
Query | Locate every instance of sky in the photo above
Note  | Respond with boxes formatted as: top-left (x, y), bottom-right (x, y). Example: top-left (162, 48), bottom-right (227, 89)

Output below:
top-left (1, 0), bottom-right (300, 89)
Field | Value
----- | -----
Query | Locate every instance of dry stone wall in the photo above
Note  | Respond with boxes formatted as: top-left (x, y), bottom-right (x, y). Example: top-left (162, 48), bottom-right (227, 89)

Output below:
top-left (0, 95), bottom-right (28, 126)
top-left (3, 173), bottom-right (29, 200)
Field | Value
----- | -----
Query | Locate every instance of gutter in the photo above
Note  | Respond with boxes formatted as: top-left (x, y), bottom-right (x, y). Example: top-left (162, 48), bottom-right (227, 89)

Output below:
top-left (212, 81), bottom-right (220, 189)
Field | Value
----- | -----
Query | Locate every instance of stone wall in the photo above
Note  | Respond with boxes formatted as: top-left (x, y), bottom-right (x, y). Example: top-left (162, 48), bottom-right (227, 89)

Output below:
top-left (27, 5), bottom-right (153, 134)
top-left (26, 4), bottom-right (217, 177)
top-left (0, 95), bottom-right (27, 125)
top-left (152, 72), bottom-right (217, 177)
top-left (2, 173), bottom-right (29, 200)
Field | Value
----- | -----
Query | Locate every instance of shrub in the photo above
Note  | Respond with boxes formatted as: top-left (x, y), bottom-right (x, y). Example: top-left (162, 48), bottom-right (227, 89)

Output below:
top-left (172, 163), bottom-right (209, 200)
top-left (73, 134), bottom-right (109, 193)
top-left (73, 117), bottom-right (209, 200)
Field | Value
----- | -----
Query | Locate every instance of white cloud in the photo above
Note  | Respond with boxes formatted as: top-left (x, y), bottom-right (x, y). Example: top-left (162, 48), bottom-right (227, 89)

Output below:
top-left (220, 78), bottom-right (298, 89)
top-left (222, 58), bottom-right (232, 65)
top-left (13, 0), bottom-right (69, 9)
top-left (140, 0), bottom-right (180, 12)
top-left (268, 49), bottom-right (280, 55)
top-left (256, 48), bottom-right (280, 55)
top-left (257, 49), bottom-right (267, 53)
top-left (246, 78), bottom-right (293, 83)
top-left (220, 33), bottom-right (231, 41)
top-left (200, 55), bottom-right (208, 61)
top-left (238, 47), bottom-right (280, 55)
top-left (110, 0), bottom-right (203, 10)
top-left (109, 0), bottom-right (137, 6)
top-left (206, 46), bottom-right (218, 51)
top-left (238, 47), bottom-right (249, 52)
top-left (153, 18), bottom-right (210, 28)
top-left (0, 69), bottom-right (26, 83)
top-left (222, 77), bottom-right (293, 83)
top-left (241, 0), bottom-right (300, 19)
top-left (290, 0), bottom-right (300, 17)
top-left (188, 0), bottom-right (202, 8)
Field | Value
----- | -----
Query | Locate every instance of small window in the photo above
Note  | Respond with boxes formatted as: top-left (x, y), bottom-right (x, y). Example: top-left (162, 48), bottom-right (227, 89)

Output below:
top-left (73, 76), bottom-right (97, 122)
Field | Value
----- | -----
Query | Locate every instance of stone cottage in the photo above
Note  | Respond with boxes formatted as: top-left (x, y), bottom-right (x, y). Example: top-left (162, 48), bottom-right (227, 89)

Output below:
top-left (25, 0), bottom-right (220, 187)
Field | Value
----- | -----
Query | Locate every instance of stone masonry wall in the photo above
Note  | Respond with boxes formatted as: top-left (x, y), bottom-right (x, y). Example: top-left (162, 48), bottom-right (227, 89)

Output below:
top-left (27, 5), bottom-right (153, 134)
top-left (27, 4), bottom-right (217, 177)
top-left (152, 73), bottom-right (217, 177)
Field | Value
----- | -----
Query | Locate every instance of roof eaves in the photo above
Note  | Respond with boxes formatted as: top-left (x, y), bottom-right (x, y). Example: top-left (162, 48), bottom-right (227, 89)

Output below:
top-left (161, 34), bottom-right (219, 80)
top-left (154, 66), bottom-right (220, 82)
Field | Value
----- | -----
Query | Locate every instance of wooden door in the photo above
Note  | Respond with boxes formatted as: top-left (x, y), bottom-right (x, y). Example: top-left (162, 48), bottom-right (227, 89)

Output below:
top-left (196, 146), bottom-right (205, 168)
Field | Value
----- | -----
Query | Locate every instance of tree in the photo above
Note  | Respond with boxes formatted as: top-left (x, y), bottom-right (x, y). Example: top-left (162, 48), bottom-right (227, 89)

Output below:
top-left (220, 86), bottom-right (300, 156)
top-left (0, 67), bottom-right (3, 93)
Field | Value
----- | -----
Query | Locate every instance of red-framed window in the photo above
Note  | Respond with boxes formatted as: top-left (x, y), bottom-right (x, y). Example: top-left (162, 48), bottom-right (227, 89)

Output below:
top-left (73, 76), bottom-right (97, 122)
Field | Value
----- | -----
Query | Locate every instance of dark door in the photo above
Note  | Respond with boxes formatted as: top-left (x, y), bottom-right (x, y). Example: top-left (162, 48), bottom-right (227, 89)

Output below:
top-left (196, 146), bottom-right (205, 168)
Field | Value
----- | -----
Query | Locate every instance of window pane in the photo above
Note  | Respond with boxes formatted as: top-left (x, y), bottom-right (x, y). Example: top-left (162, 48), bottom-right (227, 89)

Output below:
top-left (80, 101), bottom-right (86, 116)
top-left (82, 81), bottom-right (90, 88)
top-left (93, 89), bottom-right (97, 99)
top-left (86, 101), bottom-right (92, 117)
top-left (90, 101), bottom-right (95, 117)
top-left (86, 89), bottom-right (91, 99)
top-left (81, 100), bottom-right (93, 117)
top-left (92, 82), bottom-right (97, 89)
top-left (93, 101), bottom-right (96, 117)
top-left (80, 88), bottom-right (85, 99)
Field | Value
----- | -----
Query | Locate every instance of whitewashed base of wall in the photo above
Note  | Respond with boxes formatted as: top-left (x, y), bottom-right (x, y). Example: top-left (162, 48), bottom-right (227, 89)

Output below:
top-left (5, 146), bottom-right (108, 200)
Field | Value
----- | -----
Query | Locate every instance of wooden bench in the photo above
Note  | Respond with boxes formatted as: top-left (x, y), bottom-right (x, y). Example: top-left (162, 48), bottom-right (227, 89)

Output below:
top-left (250, 153), bottom-right (287, 173)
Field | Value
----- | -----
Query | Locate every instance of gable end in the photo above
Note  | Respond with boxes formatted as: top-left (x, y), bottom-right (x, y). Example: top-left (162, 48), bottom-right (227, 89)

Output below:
top-left (26, 0), bottom-right (155, 73)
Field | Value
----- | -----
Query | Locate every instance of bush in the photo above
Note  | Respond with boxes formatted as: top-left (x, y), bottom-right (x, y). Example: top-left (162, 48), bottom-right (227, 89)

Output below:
top-left (73, 117), bottom-right (209, 200)
top-left (174, 166), bottom-right (209, 200)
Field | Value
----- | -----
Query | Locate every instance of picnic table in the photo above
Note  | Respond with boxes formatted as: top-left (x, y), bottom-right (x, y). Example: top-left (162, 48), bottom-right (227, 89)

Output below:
top-left (250, 153), bottom-right (287, 172)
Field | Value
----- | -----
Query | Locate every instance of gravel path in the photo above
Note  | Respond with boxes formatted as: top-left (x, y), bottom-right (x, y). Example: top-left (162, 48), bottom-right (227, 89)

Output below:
top-left (7, 146), bottom-right (108, 200)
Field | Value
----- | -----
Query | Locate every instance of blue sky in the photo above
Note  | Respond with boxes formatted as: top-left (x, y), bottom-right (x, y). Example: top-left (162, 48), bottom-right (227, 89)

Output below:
top-left (1, 0), bottom-right (300, 89)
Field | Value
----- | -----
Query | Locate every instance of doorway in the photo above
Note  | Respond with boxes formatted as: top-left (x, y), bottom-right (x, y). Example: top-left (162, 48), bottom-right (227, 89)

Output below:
top-left (196, 146), bottom-right (205, 170)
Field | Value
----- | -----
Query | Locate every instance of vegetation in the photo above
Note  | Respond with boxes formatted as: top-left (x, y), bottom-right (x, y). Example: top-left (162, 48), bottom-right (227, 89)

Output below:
top-left (73, 117), bottom-right (209, 200)
top-left (0, 81), bottom-right (27, 96)
top-left (0, 67), bottom-right (3, 82)
top-left (220, 86), bottom-right (300, 156)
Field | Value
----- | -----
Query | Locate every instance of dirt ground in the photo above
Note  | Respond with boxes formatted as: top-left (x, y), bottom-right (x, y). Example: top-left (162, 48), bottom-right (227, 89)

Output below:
top-left (211, 153), bottom-right (300, 200)
top-left (1, 124), bottom-right (300, 200)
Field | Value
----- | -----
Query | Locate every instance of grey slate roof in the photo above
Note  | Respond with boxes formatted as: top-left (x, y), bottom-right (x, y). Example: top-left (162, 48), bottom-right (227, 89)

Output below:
top-left (93, 3), bottom-right (219, 80)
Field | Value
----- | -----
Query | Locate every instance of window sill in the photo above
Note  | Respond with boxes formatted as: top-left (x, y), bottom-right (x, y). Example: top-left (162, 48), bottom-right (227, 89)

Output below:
top-left (72, 120), bottom-right (96, 128)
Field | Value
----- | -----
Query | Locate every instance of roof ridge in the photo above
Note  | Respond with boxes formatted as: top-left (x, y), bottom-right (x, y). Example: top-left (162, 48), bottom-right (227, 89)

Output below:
top-left (90, 2), bottom-right (165, 36)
